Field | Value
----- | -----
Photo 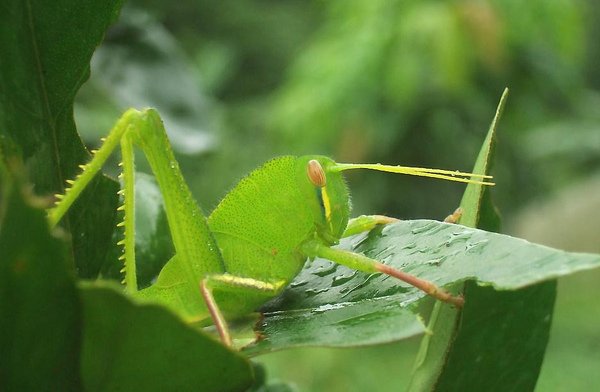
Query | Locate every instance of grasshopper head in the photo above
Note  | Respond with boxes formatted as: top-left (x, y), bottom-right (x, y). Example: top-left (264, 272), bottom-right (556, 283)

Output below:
top-left (299, 155), bottom-right (494, 245)
top-left (300, 156), bottom-right (351, 245)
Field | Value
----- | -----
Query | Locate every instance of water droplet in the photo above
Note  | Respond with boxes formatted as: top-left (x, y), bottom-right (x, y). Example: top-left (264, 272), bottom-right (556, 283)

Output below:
top-left (379, 254), bottom-right (393, 265)
top-left (418, 246), bottom-right (440, 254)
top-left (331, 271), bottom-right (358, 287)
top-left (381, 224), bottom-right (395, 235)
top-left (465, 239), bottom-right (489, 254)
top-left (402, 242), bottom-right (417, 250)
top-left (290, 279), bottom-right (309, 288)
top-left (340, 274), bottom-right (378, 298)
top-left (444, 231), bottom-right (473, 247)
top-left (370, 245), bottom-right (393, 259)
top-left (304, 287), bottom-right (329, 297)
top-left (411, 222), bottom-right (437, 235)
top-left (312, 262), bottom-right (337, 277)
top-left (424, 255), bottom-right (447, 266)
top-left (351, 235), bottom-right (369, 249)
top-left (311, 302), bottom-right (349, 314)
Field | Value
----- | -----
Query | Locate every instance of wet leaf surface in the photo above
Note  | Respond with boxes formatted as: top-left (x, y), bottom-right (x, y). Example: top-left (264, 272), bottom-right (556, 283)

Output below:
top-left (248, 219), bottom-right (598, 354)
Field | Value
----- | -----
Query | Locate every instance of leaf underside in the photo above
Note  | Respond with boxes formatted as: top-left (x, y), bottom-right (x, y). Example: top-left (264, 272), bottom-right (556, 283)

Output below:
top-left (0, 182), bottom-right (82, 391)
top-left (80, 283), bottom-right (253, 392)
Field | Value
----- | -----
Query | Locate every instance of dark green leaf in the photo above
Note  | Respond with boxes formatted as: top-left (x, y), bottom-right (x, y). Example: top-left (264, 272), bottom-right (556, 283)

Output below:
top-left (247, 296), bottom-right (425, 354)
top-left (409, 87), bottom-right (507, 390)
top-left (0, 0), bottom-right (124, 278)
top-left (410, 88), bottom-right (558, 392)
top-left (435, 281), bottom-right (555, 391)
top-left (0, 178), bottom-right (82, 391)
top-left (80, 282), bottom-right (254, 392)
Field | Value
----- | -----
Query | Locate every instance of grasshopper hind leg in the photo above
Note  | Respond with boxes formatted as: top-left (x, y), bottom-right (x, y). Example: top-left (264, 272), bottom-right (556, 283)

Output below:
top-left (200, 278), bottom-right (232, 346)
top-left (200, 274), bottom-right (286, 346)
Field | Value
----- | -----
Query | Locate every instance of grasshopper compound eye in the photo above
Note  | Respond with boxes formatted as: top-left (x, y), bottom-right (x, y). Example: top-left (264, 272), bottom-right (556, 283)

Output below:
top-left (307, 159), bottom-right (327, 187)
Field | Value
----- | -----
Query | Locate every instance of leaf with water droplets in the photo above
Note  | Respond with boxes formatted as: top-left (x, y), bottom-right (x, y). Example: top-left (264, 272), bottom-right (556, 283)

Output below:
top-left (247, 218), bottom-right (599, 355)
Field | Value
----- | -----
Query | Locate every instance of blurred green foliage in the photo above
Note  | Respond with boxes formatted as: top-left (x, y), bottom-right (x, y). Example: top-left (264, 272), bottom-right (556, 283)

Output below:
top-left (77, 0), bottom-right (599, 217)
top-left (72, 0), bottom-right (600, 390)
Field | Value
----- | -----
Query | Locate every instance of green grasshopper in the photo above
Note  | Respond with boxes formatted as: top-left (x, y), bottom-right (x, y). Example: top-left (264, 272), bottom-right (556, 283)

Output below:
top-left (48, 108), bottom-right (493, 346)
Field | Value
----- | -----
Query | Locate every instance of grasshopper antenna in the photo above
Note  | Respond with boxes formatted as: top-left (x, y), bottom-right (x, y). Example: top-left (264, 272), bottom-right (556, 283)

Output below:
top-left (330, 163), bottom-right (494, 186)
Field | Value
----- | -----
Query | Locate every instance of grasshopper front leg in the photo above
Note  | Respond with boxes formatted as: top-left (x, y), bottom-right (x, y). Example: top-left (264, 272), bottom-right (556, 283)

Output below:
top-left (342, 215), bottom-right (399, 238)
top-left (339, 214), bottom-right (463, 306)
top-left (343, 209), bottom-right (462, 237)
top-left (301, 239), bottom-right (464, 307)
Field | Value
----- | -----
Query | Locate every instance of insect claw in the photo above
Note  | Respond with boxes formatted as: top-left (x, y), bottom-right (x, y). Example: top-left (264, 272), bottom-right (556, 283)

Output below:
top-left (66, 179), bottom-right (75, 185)
top-left (117, 205), bottom-right (126, 211)
top-left (116, 221), bottom-right (126, 227)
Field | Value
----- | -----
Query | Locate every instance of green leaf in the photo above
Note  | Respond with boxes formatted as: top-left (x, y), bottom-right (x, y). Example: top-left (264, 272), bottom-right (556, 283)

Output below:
top-left (434, 281), bottom-right (555, 391)
top-left (410, 88), bottom-right (557, 392)
top-left (0, 0), bottom-right (124, 278)
top-left (409, 87), bottom-right (507, 390)
top-left (80, 283), bottom-right (253, 392)
top-left (458, 89), bottom-right (507, 229)
top-left (0, 177), bottom-right (82, 391)
top-left (246, 297), bottom-right (425, 354)
top-left (248, 218), bottom-right (599, 354)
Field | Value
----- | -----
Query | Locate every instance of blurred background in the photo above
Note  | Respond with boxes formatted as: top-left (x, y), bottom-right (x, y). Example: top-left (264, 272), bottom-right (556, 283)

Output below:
top-left (74, 0), bottom-right (600, 390)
